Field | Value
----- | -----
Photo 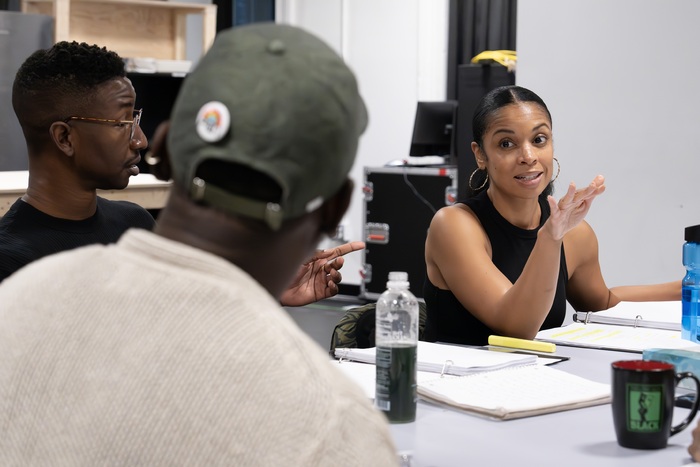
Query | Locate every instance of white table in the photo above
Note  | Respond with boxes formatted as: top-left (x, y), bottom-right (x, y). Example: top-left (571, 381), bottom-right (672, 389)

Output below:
top-left (389, 346), bottom-right (698, 467)
top-left (0, 170), bottom-right (172, 216)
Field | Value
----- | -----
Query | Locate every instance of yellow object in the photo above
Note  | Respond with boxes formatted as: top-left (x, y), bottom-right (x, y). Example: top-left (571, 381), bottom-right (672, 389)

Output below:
top-left (470, 50), bottom-right (517, 71)
top-left (488, 335), bottom-right (556, 353)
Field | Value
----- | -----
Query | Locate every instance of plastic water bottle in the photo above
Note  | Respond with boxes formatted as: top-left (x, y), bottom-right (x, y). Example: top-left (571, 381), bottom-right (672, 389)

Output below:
top-left (375, 271), bottom-right (419, 423)
top-left (682, 224), bottom-right (700, 343)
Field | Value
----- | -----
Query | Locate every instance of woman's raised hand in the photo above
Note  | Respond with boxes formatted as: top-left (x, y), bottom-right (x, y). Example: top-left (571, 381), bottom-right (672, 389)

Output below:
top-left (545, 175), bottom-right (606, 240)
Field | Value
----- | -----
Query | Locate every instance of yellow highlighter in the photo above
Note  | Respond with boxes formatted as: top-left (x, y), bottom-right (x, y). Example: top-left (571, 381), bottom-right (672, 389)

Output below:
top-left (488, 335), bottom-right (556, 353)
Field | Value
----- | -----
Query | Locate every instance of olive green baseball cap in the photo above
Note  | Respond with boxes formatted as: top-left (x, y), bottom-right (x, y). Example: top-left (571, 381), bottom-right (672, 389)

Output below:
top-left (167, 23), bottom-right (367, 230)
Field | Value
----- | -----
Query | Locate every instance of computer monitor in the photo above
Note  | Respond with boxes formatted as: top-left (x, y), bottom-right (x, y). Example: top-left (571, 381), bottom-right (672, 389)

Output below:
top-left (409, 100), bottom-right (458, 160)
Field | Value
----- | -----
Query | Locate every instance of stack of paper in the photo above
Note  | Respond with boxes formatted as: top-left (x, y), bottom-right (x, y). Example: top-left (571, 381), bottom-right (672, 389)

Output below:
top-left (418, 365), bottom-right (611, 420)
top-left (124, 57), bottom-right (192, 75)
top-left (333, 341), bottom-right (536, 377)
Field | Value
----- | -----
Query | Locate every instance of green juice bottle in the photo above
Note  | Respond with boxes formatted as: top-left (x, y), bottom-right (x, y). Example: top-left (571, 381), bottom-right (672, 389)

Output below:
top-left (375, 271), bottom-right (418, 423)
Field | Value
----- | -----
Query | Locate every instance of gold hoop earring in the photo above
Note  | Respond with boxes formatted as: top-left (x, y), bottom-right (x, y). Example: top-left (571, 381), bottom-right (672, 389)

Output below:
top-left (468, 168), bottom-right (488, 191)
top-left (551, 157), bottom-right (560, 183)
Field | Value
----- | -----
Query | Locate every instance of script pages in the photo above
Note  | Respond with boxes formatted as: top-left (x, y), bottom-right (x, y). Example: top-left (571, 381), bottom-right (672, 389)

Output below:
top-left (535, 323), bottom-right (696, 353)
top-left (333, 360), bottom-right (437, 399)
top-left (333, 341), bottom-right (537, 376)
top-left (417, 365), bottom-right (611, 420)
top-left (535, 300), bottom-right (697, 353)
top-left (573, 301), bottom-right (681, 331)
top-left (333, 341), bottom-right (611, 420)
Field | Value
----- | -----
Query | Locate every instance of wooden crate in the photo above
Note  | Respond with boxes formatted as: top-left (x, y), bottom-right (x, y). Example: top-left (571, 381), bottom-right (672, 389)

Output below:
top-left (21, 0), bottom-right (217, 60)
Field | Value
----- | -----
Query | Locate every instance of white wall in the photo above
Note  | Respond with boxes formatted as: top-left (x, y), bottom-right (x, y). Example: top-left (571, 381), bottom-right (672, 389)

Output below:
top-left (210, 1), bottom-right (697, 292)
top-left (517, 0), bottom-right (700, 288)
top-left (276, 0), bottom-right (449, 287)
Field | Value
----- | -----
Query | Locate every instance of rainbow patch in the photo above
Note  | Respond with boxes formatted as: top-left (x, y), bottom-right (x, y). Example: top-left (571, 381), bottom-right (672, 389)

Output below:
top-left (196, 101), bottom-right (231, 143)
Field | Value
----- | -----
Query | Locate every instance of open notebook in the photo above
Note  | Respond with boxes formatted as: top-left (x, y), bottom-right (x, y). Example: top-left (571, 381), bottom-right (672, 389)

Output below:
top-left (535, 322), bottom-right (696, 353)
top-left (534, 300), bottom-right (695, 353)
top-left (573, 301), bottom-right (681, 331)
top-left (333, 341), bottom-right (536, 376)
top-left (333, 359), bottom-right (611, 420)
top-left (333, 360), bottom-right (436, 399)
top-left (417, 364), bottom-right (611, 420)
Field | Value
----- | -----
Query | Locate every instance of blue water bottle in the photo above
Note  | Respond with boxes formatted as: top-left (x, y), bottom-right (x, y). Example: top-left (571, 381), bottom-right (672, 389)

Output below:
top-left (682, 224), bottom-right (700, 343)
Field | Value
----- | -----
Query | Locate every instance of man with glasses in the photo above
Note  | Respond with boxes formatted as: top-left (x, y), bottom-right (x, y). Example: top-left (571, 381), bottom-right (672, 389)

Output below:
top-left (65, 108), bottom-right (143, 142)
top-left (0, 41), bottom-right (155, 281)
top-left (0, 41), bottom-right (362, 305)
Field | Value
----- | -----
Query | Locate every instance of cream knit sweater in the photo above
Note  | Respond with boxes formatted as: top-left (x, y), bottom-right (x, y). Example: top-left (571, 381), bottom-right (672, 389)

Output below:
top-left (0, 229), bottom-right (397, 466)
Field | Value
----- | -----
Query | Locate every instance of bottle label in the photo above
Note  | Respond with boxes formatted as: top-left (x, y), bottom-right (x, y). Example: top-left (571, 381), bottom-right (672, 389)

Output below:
top-left (375, 344), bottom-right (417, 423)
top-left (375, 308), bottom-right (416, 345)
top-left (682, 285), bottom-right (700, 343)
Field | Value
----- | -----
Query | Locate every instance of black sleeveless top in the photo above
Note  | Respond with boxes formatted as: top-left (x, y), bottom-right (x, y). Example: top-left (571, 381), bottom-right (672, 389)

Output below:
top-left (423, 190), bottom-right (568, 346)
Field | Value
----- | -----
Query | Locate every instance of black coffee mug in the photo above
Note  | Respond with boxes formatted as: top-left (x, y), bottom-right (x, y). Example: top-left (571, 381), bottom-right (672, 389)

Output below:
top-left (611, 360), bottom-right (700, 449)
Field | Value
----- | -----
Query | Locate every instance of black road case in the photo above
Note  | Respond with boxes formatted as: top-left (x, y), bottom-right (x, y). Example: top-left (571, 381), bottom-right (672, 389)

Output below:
top-left (361, 166), bottom-right (458, 300)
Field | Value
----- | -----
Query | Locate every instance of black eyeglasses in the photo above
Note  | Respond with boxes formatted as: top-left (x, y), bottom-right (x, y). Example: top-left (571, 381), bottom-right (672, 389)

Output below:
top-left (64, 108), bottom-right (143, 140)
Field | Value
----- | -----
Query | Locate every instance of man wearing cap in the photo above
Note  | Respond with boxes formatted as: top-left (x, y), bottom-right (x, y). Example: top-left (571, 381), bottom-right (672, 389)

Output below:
top-left (1, 40), bottom-right (358, 308)
top-left (0, 24), bottom-right (397, 466)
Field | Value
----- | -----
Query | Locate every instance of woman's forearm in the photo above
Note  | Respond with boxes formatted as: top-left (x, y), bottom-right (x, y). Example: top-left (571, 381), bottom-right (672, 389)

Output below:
top-left (610, 280), bottom-right (682, 303)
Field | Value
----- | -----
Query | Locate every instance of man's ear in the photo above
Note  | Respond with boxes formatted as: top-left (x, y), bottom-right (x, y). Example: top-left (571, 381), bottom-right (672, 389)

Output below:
top-left (49, 121), bottom-right (75, 157)
top-left (145, 120), bottom-right (173, 181)
top-left (319, 179), bottom-right (353, 236)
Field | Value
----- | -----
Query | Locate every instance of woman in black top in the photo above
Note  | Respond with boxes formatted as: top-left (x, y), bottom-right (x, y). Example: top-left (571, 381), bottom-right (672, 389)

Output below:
top-left (423, 85), bottom-right (680, 345)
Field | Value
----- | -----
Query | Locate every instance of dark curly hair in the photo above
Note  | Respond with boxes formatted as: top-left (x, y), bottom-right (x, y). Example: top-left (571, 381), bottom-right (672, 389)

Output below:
top-left (12, 41), bottom-right (126, 149)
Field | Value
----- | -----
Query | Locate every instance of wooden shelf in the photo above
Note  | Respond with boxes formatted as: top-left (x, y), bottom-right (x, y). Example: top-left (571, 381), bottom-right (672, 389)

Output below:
top-left (21, 0), bottom-right (217, 60)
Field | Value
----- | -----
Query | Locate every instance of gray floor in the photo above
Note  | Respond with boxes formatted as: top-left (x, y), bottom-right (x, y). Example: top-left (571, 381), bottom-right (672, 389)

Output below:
top-left (284, 295), bottom-right (367, 352)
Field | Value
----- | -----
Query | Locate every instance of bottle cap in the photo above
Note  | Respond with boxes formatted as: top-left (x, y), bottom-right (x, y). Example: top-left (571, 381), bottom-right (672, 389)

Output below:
top-left (387, 271), bottom-right (410, 289)
top-left (388, 271), bottom-right (408, 282)
top-left (686, 224), bottom-right (700, 243)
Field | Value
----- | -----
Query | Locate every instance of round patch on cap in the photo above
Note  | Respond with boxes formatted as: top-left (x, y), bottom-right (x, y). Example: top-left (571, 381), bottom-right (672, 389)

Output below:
top-left (267, 39), bottom-right (286, 55)
top-left (195, 101), bottom-right (231, 143)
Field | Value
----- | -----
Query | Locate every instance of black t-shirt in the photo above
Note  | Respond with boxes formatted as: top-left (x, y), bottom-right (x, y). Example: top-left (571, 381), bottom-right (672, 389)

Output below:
top-left (0, 197), bottom-right (155, 281)
top-left (423, 190), bottom-right (568, 346)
